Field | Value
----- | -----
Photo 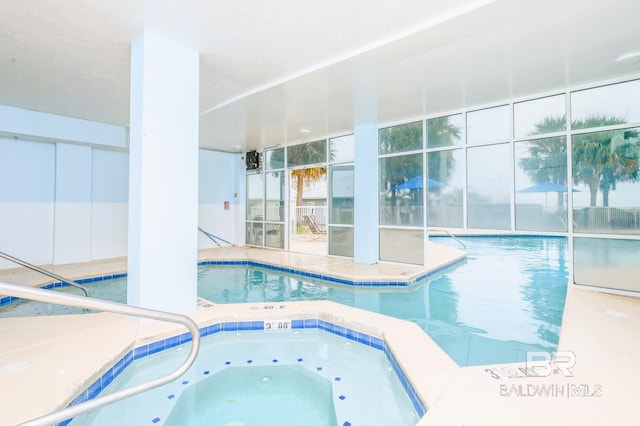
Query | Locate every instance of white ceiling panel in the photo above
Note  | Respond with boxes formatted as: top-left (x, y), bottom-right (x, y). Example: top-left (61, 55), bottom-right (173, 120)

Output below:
top-left (1, 0), bottom-right (639, 153)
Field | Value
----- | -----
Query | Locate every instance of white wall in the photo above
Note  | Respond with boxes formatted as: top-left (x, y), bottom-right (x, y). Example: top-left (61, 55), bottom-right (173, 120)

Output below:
top-left (0, 138), bottom-right (55, 268)
top-left (198, 149), bottom-right (244, 248)
top-left (0, 137), bottom-right (130, 269)
top-left (0, 136), bottom-right (243, 270)
top-left (91, 149), bottom-right (129, 260)
top-left (53, 144), bottom-right (92, 264)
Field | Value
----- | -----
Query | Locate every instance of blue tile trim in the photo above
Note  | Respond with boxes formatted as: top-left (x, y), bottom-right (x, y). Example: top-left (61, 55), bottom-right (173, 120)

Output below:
top-left (197, 260), bottom-right (422, 287)
top-left (1, 255), bottom-right (456, 309)
top-left (1, 272), bottom-right (129, 307)
top-left (65, 319), bottom-right (426, 422)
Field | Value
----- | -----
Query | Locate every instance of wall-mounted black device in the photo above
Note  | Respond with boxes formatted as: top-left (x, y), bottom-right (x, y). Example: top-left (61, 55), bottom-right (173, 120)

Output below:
top-left (245, 150), bottom-right (261, 170)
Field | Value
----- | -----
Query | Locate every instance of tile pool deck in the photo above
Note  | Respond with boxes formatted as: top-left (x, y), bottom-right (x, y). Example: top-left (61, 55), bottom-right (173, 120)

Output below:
top-left (0, 243), bottom-right (638, 425)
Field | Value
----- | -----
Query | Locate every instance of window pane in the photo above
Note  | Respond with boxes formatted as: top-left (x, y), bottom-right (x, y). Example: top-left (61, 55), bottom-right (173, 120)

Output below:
top-left (329, 226), bottom-right (353, 257)
top-left (287, 140), bottom-right (327, 167)
top-left (379, 228), bottom-right (424, 265)
top-left (378, 121), bottom-right (423, 155)
top-left (427, 114), bottom-right (463, 148)
top-left (265, 148), bottom-right (285, 170)
top-left (329, 134), bottom-right (354, 163)
top-left (574, 237), bottom-right (640, 292)
top-left (515, 137), bottom-right (568, 231)
top-left (329, 165), bottom-right (353, 225)
top-left (265, 222), bottom-right (284, 249)
top-left (514, 94), bottom-right (566, 137)
top-left (246, 173), bottom-right (264, 220)
top-left (379, 154), bottom-right (424, 226)
top-left (571, 79), bottom-right (640, 130)
top-left (467, 105), bottom-right (510, 145)
top-left (427, 149), bottom-right (464, 227)
top-left (246, 222), bottom-right (263, 246)
top-left (265, 171), bottom-right (285, 222)
top-left (572, 128), bottom-right (640, 234)
top-left (467, 144), bottom-right (511, 229)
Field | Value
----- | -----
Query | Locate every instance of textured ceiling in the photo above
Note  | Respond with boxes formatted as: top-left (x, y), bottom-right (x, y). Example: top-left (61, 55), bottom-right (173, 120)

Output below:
top-left (1, 0), bottom-right (640, 153)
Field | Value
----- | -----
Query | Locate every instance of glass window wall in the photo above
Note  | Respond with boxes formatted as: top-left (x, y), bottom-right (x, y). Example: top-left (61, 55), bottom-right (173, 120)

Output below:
top-left (328, 164), bottom-right (354, 257)
top-left (379, 154), bottom-right (424, 227)
top-left (379, 121), bottom-right (423, 154)
top-left (427, 114), bottom-right (463, 148)
top-left (246, 173), bottom-right (264, 245)
top-left (515, 136), bottom-right (568, 231)
top-left (467, 143), bottom-right (511, 229)
top-left (467, 105), bottom-right (510, 145)
top-left (329, 135), bottom-right (355, 163)
top-left (571, 79), bottom-right (640, 129)
top-left (574, 237), bottom-right (640, 292)
top-left (287, 140), bottom-right (327, 167)
top-left (265, 148), bottom-right (285, 169)
top-left (514, 94), bottom-right (566, 137)
top-left (571, 128), bottom-right (640, 234)
top-left (427, 149), bottom-right (464, 227)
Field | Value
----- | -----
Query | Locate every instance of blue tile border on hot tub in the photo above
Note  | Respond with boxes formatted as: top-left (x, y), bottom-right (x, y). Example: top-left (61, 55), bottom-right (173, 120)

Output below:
top-left (60, 318), bottom-right (426, 425)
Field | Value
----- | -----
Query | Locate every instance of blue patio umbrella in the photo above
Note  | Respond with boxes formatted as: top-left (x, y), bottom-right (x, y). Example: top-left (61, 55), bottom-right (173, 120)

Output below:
top-left (517, 182), bottom-right (579, 193)
top-left (517, 181), bottom-right (580, 211)
top-left (393, 176), bottom-right (447, 190)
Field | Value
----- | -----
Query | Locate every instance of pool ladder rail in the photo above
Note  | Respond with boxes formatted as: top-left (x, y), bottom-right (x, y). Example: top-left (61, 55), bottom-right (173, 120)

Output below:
top-left (0, 282), bottom-right (201, 426)
top-left (198, 226), bottom-right (232, 247)
top-left (427, 228), bottom-right (467, 249)
top-left (0, 251), bottom-right (90, 297)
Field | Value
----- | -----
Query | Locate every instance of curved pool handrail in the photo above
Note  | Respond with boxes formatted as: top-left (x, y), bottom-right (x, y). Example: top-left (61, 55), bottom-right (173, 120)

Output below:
top-left (0, 251), bottom-right (90, 297)
top-left (0, 281), bottom-right (200, 426)
top-left (427, 228), bottom-right (466, 249)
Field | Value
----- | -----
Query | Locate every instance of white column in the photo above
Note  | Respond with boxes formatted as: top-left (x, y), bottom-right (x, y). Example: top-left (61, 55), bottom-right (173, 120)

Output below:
top-left (353, 77), bottom-right (379, 264)
top-left (128, 32), bottom-right (199, 314)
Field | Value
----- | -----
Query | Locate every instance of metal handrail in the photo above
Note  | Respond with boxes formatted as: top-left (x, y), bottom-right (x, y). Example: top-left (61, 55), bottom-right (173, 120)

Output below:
top-left (0, 251), bottom-right (90, 297)
top-left (428, 228), bottom-right (467, 249)
top-left (198, 226), bottom-right (231, 246)
top-left (0, 281), bottom-right (200, 426)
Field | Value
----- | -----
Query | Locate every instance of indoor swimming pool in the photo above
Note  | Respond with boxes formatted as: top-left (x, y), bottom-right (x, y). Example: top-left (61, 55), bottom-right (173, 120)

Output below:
top-left (68, 328), bottom-right (419, 426)
top-left (198, 236), bottom-right (568, 366)
top-left (0, 236), bottom-right (568, 367)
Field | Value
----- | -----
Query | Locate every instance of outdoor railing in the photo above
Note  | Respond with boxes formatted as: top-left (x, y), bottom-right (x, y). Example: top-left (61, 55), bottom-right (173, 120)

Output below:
top-left (292, 206), bottom-right (327, 236)
top-left (573, 207), bottom-right (640, 230)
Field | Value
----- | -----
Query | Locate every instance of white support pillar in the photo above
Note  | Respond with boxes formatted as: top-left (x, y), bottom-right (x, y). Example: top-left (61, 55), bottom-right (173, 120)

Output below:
top-left (128, 32), bottom-right (199, 314)
top-left (353, 77), bottom-right (379, 264)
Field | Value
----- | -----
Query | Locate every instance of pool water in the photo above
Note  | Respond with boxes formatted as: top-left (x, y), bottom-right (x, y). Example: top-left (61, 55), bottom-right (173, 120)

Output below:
top-left (0, 277), bottom-right (126, 317)
top-left (198, 236), bottom-right (568, 366)
top-left (69, 329), bottom-right (418, 426)
top-left (165, 364), bottom-right (337, 426)
top-left (1, 237), bottom-right (568, 366)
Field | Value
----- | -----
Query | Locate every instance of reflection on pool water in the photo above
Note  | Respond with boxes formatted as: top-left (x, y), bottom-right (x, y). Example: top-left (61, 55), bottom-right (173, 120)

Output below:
top-left (200, 237), bottom-right (568, 366)
top-left (69, 329), bottom-right (418, 426)
top-left (0, 237), bottom-right (568, 366)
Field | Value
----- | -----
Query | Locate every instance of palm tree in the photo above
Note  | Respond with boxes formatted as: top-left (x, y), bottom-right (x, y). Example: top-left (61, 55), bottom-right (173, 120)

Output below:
top-left (269, 140), bottom-right (332, 206)
top-left (518, 116), bottom-right (568, 210)
top-left (426, 116), bottom-right (461, 184)
top-left (572, 115), bottom-right (639, 206)
top-left (520, 114), bottom-right (640, 207)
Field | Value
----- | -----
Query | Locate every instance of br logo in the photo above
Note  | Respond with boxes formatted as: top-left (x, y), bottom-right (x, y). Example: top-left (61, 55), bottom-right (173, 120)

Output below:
top-left (526, 351), bottom-right (576, 377)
